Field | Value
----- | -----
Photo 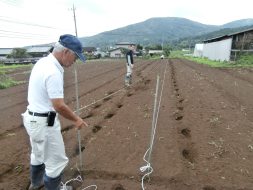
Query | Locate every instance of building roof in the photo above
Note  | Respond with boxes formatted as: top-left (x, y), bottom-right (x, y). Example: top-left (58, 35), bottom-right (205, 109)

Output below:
top-left (108, 47), bottom-right (128, 52)
top-left (228, 27), bottom-right (253, 36)
top-left (26, 46), bottom-right (53, 53)
top-left (115, 42), bottom-right (135, 45)
top-left (203, 27), bottom-right (253, 43)
top-left (0, 48), bottom-right (13, 55)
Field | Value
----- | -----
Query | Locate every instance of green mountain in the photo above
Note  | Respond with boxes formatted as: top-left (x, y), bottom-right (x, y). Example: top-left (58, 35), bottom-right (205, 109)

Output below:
top-left (79, 17), bottom-right (253, 49)
top-left (222, 19), bottom-right (253, 28)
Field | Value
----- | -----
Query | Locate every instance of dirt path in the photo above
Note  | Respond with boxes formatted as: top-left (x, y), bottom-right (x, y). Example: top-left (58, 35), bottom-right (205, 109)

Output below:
top-left (1, 58), bottom-right (253, 190)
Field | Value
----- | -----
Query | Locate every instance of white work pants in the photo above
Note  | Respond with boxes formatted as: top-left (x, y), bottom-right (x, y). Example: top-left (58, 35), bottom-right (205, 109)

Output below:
top-left (126, 62), bottom-right (133, 76)
top-left (22, 110), bottom-right (68, 178)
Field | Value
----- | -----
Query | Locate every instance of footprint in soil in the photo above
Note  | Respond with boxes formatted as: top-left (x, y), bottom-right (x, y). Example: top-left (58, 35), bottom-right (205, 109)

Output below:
top-left (111, 183), bottom-right (126, 190)
top-left (92, 125), bottom-right (102, 133)
top-left (93, 103), bottom-right (102, 109)
top-left (174, 112), bottom-right (183, 120)
top-left (181, 128), bottom-right (191, 137)
top-left (117, 103), bottom-right (123, 108)
top-left (83, 112), bottom-right (93, 119)
top-left (104, 113), bottom-right (114, 119)
top-left (182, 149), bottom-right (194, 163)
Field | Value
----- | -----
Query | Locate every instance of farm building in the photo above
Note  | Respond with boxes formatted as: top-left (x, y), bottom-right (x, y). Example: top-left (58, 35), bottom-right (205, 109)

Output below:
top-left (115, 42), bottom-right (135, 49)
top-left (109, 42), bottom-right (136, 58)
top-left (0, 46), bottom-right (53, 64)
top-left (109, 47), bottom-right (126, 58)
top-left (194, 27), bottom-right (253, 61)
top-left (193, 44), bottom-right (204, 57)
top-left (0, 48), bottom-right (13, 60)
top-left (26, 45), bottom-right (53, 58)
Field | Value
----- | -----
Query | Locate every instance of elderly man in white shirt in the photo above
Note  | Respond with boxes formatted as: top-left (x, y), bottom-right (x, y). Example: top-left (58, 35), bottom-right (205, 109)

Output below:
top-left (22, 34), bottom-right (88, 190)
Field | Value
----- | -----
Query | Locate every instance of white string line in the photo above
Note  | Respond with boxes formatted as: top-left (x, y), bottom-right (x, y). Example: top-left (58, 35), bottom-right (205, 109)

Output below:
top-left (140, 60), bottom-right (168, 190)
top-left (151, 60), bottom-right (168, 154)
top-left (74, 86), bottom-right (126, 114)
top-left (61, 175), bottom-right (97, 190)
top-left (140, 148), bottom-right (153, 189)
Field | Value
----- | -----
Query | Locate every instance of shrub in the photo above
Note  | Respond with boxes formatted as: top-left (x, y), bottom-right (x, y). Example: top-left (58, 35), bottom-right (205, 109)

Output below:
top-left (236, 54), bottom-right (253, 65)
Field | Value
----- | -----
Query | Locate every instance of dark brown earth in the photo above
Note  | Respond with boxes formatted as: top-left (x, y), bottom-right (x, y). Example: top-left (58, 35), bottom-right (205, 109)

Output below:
top-left (1, 58), bottom-right (253, 190)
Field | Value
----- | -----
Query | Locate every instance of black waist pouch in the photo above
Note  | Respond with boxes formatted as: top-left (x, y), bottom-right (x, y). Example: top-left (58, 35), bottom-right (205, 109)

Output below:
top-left (47, 111), bottom-right (56, 126)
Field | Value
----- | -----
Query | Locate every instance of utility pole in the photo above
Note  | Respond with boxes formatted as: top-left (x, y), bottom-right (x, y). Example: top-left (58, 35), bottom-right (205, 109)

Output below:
top-left (73, 4), bottom-right (78, 37)
top-left (162, 35), bottom-right (164, 51)
top-left (72, 4), bottom-right (84, 173)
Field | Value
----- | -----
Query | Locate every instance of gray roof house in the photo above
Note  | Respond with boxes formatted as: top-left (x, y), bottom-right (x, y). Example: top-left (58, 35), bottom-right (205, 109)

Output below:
top-left (109, 47), bottom-right (126, 58)
top-left (0, 48), bottom-right (13, 60)
top-left (26, 46), bottom-right (53, 58)
top-left (1, 46), bottom-right (53, 64)
top-left (115, 42), bottom-right (135, 49)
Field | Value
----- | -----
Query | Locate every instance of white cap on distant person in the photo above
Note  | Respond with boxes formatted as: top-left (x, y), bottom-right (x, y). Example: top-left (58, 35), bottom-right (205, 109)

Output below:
top-left (58, 34), bottom-right (86, 63)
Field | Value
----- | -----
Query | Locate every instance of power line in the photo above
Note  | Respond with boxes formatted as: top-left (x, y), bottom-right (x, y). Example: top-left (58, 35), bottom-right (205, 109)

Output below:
top-left (0, 16), bottom-right (59, 29)
top-left (0, 29), bottom-right (58, 40)
top-left (0, 34), bottom-right (53, 40)
top-left (0, 15), bottom-right (70, 41)
top-left (0, 29), bottom-right (50, 37)
top-left (0, 0), bottom-right (21, 7)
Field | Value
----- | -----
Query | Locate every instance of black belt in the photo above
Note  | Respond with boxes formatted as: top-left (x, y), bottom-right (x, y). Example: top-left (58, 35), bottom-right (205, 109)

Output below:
top-left (28, 111), bottom-right (48, 117)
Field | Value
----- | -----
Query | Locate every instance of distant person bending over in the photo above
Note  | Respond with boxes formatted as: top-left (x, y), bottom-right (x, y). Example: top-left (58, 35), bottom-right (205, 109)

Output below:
top-left (22, 34), bottom-right (88, 190)
top-left (125, 45), bottom-right (135, 86)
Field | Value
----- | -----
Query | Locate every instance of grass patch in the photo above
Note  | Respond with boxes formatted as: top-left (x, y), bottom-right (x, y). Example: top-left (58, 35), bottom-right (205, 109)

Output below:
top-left (186, 55), bottom-right (253, 68)
top-left (170, 50), bottom-right (185, 58)
top-left (0, 74), bottom-right (22, 89)
top-left (0, 63), bottom-right (32, 70)
top-left (170, 50), bottom-right (253, 68)
top-left (186, 57), bottom-right (231, 67)
top-left (0, 64), bottom-right (32, 74)
top-left (0, 64), bottom-right (30, 89)
top-left (0, 70), bottom-right (5, 75)
top-left (235, 54), bottom-right (253, 65)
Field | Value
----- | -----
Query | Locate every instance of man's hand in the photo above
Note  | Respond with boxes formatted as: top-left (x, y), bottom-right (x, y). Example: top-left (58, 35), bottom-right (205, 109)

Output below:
top-left (75, 117), bottom-right (88, 130)
top-left (51, 98), bottom-right (88, 130)
top-left (130, 64), bottom-right (134, 68)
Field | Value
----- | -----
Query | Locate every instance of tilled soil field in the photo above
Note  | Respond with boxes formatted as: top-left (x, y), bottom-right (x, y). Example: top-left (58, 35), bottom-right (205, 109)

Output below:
top-left (1, 58), bottom-right (253, 190)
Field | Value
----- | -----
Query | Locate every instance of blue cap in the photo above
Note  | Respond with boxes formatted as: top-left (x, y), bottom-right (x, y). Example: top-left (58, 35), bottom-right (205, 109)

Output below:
top-left (59, 34), bottom-right (86, 63)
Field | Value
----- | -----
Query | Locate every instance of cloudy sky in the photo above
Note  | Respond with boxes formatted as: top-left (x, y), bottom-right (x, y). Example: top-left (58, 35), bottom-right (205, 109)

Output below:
top-left (0, 0), bottom-right (252, 48)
